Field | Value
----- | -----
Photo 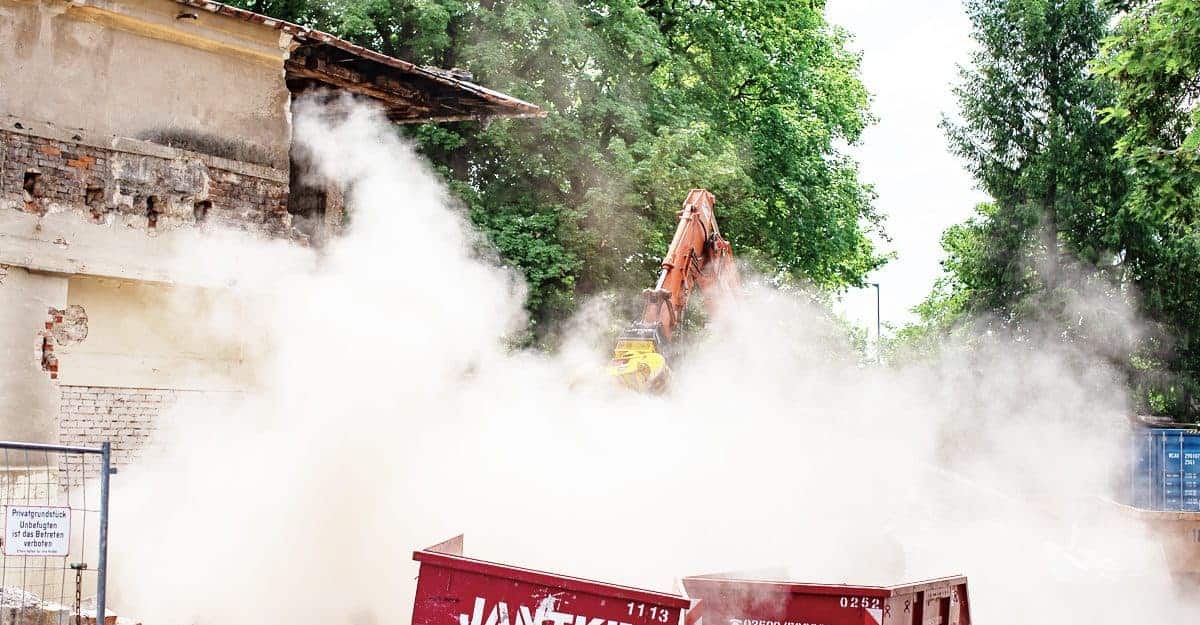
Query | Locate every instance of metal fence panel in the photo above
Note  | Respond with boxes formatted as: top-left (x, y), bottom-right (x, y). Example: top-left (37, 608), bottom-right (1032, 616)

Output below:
top-left (0, 442), bottom-right (110, 625)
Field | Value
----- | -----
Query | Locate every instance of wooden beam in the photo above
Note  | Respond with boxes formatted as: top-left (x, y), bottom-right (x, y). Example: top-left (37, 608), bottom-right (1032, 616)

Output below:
top-left (285, 63), bottom-right (432, 114)
top-left (289, 51), bottom-right (428, 101)
top-left (388, 111), bottom-right (546, 124)
top-left (285, 46), bottom-right (544, 122)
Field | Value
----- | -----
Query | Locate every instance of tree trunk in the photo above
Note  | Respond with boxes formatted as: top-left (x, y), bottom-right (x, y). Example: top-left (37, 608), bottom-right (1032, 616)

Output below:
top-left (1045, 172), bottom-right (1059, 292)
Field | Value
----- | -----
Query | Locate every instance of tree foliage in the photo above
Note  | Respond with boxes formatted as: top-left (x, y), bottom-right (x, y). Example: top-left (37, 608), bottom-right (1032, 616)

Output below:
top-left (231, 0), bottom-right (886, 332)
top-left (1093, 0), bottom-right (1200, 417)
top-left (938, 0), bottom-right (1125, 326)
top-left (908, 0), bottom-right (1200, 419)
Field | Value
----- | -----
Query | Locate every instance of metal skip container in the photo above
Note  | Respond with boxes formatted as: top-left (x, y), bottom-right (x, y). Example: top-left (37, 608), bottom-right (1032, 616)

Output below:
top-left (1117, 506), bottom-right (1200, 589)
top-left (411, 537), bottom-right (691, 625)
top-left (681, 575), bottom-right (970, 625)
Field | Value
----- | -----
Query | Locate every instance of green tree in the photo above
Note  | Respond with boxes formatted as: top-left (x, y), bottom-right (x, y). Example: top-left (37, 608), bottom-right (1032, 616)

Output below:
top-left (939, 0), bottom-right (1126, 329)
top-left (233, 0), bottom-right (887, 333)
top-left (1094, 0), bottom-right (1200, 418)
top-left (911, 0), bottom-right (1200, 420)
top-left (886, 202), bottom-right (1002, 361)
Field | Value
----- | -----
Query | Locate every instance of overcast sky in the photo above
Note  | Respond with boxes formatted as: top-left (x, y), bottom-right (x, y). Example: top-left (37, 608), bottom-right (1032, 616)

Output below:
top-left (825, 1), bottom-right (990, 335)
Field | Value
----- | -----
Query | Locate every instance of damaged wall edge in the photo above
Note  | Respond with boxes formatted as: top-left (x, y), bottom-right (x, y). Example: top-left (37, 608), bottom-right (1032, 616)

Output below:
top-left (4, 116), bottom-right (288, 183)
top-left (0, 126), bottom-right (304, 251)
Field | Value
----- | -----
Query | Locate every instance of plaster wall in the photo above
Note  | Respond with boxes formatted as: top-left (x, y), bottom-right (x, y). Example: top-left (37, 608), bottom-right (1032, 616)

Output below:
top-left (0, 0), bottom-right (292, 167)
top-left (58, 276), bottom-right (256, 391)
top-left (0, 266), bottom-right (67, 441)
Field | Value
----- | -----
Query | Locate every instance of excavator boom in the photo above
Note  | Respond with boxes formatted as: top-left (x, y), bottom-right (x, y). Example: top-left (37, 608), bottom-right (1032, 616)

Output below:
top-left (607, 189), bottom-right (739, 391)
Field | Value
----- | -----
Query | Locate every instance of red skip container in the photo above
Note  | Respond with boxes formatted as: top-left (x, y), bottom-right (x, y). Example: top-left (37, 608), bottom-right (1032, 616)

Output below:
top-left (681, 575), bottom-right (970, 625)
top-left (412, 537), bottom-right (691, 625)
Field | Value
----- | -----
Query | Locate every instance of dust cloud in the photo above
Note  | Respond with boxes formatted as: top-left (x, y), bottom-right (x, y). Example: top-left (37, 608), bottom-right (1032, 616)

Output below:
top-left (108, 98), bottom-right (1197, 624)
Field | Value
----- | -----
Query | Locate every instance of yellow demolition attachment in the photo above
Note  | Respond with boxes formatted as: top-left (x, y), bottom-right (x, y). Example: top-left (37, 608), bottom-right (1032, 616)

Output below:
top-left (606, 338), bottom-right (670, 393)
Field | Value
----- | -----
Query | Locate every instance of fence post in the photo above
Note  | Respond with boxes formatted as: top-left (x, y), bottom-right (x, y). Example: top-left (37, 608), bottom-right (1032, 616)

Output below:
top-left (96, 441), bottom-right (111, 625)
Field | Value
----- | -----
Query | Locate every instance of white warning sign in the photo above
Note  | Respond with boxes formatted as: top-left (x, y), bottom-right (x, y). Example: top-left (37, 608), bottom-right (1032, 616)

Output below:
top-left (4, 506), bottom-right (70, 556)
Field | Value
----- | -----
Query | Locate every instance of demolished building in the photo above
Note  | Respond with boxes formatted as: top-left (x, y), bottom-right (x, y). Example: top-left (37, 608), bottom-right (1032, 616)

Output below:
top-left (0, 0), bottom-right (541, 464)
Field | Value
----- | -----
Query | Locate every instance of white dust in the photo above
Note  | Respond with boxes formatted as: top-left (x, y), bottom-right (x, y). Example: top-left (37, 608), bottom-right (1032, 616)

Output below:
top-left (107, 99), bottom-right (1197, 624)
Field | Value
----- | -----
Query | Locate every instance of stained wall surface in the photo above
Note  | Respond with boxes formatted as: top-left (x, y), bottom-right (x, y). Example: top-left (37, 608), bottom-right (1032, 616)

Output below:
top-left (59, 276), bottom-right (255, 391)
top-left (0, 0), bottom-right (292, 167)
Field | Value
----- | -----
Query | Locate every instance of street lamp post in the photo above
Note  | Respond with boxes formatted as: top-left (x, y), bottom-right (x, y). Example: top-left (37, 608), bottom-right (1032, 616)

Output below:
top-left (869, 282), bottom-right (881, 362)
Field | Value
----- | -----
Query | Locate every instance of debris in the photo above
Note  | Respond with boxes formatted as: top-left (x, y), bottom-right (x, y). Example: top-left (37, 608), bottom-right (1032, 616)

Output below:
top-left (0, 586), bottom-right (42, 608)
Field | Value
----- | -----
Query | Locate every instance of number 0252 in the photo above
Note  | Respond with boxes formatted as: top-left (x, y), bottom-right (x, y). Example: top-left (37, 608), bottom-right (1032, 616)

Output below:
top-left (838, 597), bottom-right (882, 609)
top-left (626, 603), bottom-right (671, 623)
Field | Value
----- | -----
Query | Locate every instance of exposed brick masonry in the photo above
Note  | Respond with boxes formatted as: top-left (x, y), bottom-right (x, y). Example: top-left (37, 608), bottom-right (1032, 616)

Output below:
top-left (1, 125), bottom-right (298, 239)
top-left (59, 385), bottom-right (243, 470)
top-left (39, 305), bottom-right (88, 380)
top-left (58, 386), bottom-right (178, 468)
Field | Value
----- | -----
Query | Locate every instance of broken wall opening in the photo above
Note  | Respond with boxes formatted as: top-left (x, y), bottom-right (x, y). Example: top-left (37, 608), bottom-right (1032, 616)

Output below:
top-left (287, 148), bottom-right (327, 243)
top-left (22, 171), bottom-right (40, 197)
top-left (286, 121), bottom-right (344, 245)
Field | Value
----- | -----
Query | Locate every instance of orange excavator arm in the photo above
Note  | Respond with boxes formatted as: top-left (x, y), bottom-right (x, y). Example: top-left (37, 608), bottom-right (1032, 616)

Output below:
top-left (639, 189), bottom-right (740, 341)
top-left (607, 189), bottom-right (740, 391)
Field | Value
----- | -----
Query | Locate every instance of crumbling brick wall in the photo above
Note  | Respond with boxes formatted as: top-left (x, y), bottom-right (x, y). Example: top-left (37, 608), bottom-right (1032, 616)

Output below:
top-left (1, 123), bottom-right (299, 239)
top-left (38, 305), bottom-right (88, 381)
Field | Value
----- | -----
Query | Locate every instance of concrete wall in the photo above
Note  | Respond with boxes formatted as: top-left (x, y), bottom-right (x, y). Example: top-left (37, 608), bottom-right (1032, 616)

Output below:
top-left (0, 0), bottom-right (307, 450)
top-left (0, 0), bottom-right (291, 167)
top-left (0, 266), bottom-right (67, 441)
top-left (0, 0), bottom-right (298, 491)
top-left (0, 269), bottom-right (259, 448)
top-left (0, 268), bottom-right (257, 449)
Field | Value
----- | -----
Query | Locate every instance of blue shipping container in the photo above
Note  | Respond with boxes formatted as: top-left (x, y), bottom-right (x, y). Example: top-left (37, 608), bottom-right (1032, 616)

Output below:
top-left (1132, 427), bottom-right (1200, 511)
top-left (1185, 434), bottom-right (1200, 510)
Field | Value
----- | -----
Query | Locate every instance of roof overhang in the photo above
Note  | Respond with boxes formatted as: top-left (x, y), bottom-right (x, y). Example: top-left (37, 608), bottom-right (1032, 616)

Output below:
top-left (175, 0), bottom-right (545, 123)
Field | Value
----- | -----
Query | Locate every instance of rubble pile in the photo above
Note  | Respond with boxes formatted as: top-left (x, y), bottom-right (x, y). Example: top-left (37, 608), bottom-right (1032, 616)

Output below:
top-left (0, 587), bottom-right (41, 609)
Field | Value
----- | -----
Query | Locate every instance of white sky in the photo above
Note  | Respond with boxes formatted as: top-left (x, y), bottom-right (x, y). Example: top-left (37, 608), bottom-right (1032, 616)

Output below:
top-left (825, 1), bottom-right (990, 335)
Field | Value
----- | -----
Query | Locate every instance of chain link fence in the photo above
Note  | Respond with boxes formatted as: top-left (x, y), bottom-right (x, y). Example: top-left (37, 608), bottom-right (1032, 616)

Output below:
top-left (0, 442), bottom-right (110, 625)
